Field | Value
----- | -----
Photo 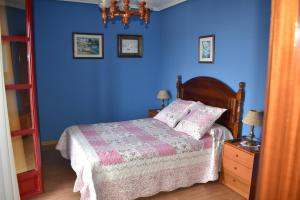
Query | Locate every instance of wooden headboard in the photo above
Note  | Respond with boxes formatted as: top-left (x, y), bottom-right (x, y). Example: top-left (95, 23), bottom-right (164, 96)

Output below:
top-left (176, 75), bottom-right (245, 139)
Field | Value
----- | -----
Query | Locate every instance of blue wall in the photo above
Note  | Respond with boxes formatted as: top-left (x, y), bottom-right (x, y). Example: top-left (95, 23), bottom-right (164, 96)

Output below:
top-left (6, 7), bottom-right (26, 86)
top-left (34, 0), bottom-right (270, 141)
top-left (6, 7), bottom-right (26, 35)
top-left (33, 0), bottom-right (162, 141)
top-left (160, 0), bottom-right (270, 138)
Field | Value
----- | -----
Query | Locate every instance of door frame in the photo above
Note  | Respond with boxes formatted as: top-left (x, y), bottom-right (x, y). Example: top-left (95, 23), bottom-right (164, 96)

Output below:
top-left (256, 0), bottom-right (300, 199)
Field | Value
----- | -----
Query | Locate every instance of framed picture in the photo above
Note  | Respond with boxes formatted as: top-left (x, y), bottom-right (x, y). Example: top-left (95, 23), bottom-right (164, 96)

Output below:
top-left (198, 34), bottom-right (215, 63)
top-left (118, 34), bottom-right (143, 58)
top-left (73, 33), bottom-right (104, 59)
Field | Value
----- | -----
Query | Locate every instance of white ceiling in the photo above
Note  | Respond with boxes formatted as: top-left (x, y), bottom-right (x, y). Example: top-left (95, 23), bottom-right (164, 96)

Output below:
top-left (60, 0), bottom-right (187, 11)
top-left (1, 0), bottom-right (187, 11)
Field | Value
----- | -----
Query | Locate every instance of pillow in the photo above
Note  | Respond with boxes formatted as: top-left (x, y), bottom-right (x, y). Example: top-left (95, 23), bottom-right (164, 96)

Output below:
top-left (174, 102), bottom-right (227, 140)
top-left (154, 99), bottom-right (196, 128)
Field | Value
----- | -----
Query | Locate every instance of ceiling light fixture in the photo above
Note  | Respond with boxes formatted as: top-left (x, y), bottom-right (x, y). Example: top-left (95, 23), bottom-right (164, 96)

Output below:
top-left (98, 0), bottom-right (151, 26)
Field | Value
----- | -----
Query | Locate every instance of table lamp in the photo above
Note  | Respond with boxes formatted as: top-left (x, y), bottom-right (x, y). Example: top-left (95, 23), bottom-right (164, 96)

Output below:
top-left (242, 110), bottom-right (263, 146)
top-left (157, 90), bottom-right (170, 109)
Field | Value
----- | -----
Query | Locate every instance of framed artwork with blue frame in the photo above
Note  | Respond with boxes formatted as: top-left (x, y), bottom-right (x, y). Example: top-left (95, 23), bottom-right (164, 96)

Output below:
top-left (198, 34), bottom-right (215, 63)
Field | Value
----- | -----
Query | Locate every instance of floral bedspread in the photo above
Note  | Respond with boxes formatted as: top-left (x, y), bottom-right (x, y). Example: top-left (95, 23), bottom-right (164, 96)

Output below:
top-left (56, 118), bottom-right (231, 200)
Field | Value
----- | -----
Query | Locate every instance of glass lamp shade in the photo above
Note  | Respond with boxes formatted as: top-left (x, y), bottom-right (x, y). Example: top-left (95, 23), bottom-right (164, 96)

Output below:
top-left (156, 90), bottom-right (170, 100)
top-left (98, 0), bottom-right (111, 8)
top-left (242, 110), bottom-right (263, 126)
top-left (242, 110), bottom-right (263, 146)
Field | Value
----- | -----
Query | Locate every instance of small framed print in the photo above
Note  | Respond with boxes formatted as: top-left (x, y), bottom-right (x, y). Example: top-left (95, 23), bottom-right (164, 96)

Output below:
top-left (118, 34), bottom-right (143, 58)
top-left (73, 33), bottom-right (104, 59)
top-left (198, 34), bottom-right (215, 63)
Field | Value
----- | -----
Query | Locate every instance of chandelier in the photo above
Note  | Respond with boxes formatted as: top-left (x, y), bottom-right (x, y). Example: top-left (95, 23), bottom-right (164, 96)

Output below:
top-left (98, 0), bottom-right (151, 25)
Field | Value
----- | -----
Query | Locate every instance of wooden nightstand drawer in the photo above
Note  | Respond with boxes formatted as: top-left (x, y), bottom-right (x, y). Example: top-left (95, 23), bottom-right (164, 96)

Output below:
top-left (222, 169), bottom-right (250, 199)
top-left (221, 141), bottom-right (259, 199)
top-left (223, 144), bottom-right (254, 168)
top-left (223, 156), bottom-right (252, 183)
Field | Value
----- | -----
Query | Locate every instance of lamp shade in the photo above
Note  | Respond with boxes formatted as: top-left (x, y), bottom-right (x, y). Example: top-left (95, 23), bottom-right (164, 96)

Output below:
top-left (242, 110), bottom-right (263, 126)
top-left (156, 90), bottom-right (170, 100)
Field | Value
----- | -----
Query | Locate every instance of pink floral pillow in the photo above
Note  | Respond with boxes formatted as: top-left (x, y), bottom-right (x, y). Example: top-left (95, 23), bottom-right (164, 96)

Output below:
top-left (174, 102), bottom-right (227, 140)
top-left (154, 99), bottom-right (196, 128)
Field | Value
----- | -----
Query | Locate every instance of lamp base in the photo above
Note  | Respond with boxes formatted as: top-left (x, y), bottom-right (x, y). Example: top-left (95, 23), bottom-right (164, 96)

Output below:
top-left (245, 140), bottom-right (258, 147)
top-left (161, 99), bottom-right (165, 109)
top-left (247, 125), bottom-right (257, 146)
top-left (240, 140), bottom-right (260, 151)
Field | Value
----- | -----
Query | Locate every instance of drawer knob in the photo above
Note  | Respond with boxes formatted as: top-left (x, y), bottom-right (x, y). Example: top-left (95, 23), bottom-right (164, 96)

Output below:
top-left (236, 154), bottom-right (239, 158)
top-left (232, 179), bottom-right (236, 182)
top-left (234, 167), bottom-right (238, 170)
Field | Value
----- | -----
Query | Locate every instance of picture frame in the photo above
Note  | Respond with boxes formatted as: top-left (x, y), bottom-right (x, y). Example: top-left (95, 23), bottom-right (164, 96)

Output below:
top-left (118, 34), bottom-right (143, 58)
top-left (73, 33), bottom-right (104, 59)
top-left (198, 34), bottom-right (215, 63)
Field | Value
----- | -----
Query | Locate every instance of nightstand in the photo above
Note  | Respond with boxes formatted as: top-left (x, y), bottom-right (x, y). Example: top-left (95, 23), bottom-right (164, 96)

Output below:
top-left (221, 140), bottom-right (260, 200)
top-left (148, 109), bottom-right (160, 117)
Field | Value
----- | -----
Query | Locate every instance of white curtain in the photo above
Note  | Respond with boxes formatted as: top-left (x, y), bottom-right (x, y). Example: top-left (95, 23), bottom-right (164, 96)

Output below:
top-left (0, 20), bottom-right (20, 200)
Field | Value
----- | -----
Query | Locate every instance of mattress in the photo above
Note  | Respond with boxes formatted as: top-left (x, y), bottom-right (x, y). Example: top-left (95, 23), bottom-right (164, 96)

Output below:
top-left (56, 118), bottom-right (232, 200)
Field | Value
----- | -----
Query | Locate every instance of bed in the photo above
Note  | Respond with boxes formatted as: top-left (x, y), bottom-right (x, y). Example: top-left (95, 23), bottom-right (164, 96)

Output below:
top-left (56, 75), bottom-right (245, 200)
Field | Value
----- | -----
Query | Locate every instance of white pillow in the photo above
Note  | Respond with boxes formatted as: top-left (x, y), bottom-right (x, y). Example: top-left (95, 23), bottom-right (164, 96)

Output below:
top-left (174, 102), bottom-right (227, 140)
top-left (154, 99), bottom-right (196, 128)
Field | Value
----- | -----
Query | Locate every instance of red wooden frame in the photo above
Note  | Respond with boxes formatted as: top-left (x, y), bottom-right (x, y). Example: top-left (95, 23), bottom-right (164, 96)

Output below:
top-left (5, 84), bottom-right (32, 90)
top-left (2, 0), bottom-right (43, 198)
top-left (11, 129), bottom-right (35, 137)
top-left (1, 36), bottom-right (29, 42)
top-left (25, 0), bottom-right (43, 197)
top-left (17, 170), bottom-right (42, 199)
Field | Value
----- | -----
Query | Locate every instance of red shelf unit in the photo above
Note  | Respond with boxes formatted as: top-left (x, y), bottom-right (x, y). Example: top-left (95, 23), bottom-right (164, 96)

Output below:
top-left (11, 129), bottom-right (35, 137)
top-left (1, 0), bottom-right (43, 199)
top-left (1, 36), bottom-right (29, 42)
top-left (5, 84), bottom-right (32, 90)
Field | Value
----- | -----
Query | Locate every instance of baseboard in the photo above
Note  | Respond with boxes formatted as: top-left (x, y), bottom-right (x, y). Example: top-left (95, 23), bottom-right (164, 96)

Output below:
top-left (41, 140), bottom-right (58, 146)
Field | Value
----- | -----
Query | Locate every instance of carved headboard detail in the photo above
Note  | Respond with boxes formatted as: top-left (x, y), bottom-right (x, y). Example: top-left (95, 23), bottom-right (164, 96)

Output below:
top-left (176, 75), bottom-right (245, 139)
